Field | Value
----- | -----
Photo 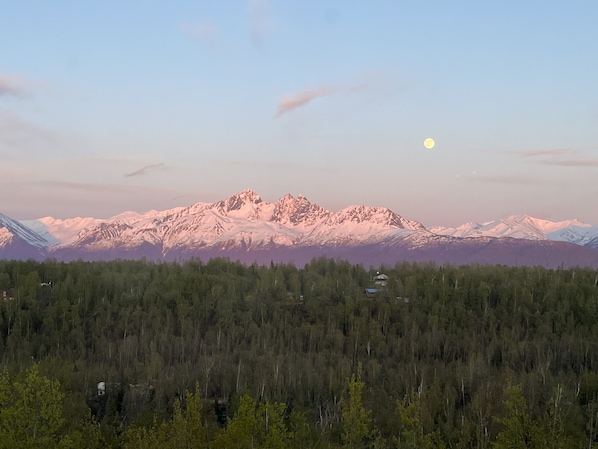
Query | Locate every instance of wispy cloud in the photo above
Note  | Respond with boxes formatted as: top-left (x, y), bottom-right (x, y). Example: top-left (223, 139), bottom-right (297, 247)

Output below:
top-left (72, 155), bottom-right (146, 165)
top-left (181, 20), bottom-right (219, 45)
top-left (2, 180), bottom-right (196, 219)
top-left (0, 166), bottom-right (27, 177)
top-left (124, 163), bottom-right (166, 177)
top-left (275, 75), bottom-right (371, 117)
top-left (0, 111), bottom-right (59, 153)
top-left (518, 148), bottom-right (574, 158)
top-left (206, 156), bottom-right (337, 173)
top-left (0, 74), bottom-right (25, 97)
top-left (0, 72), bottom-right (43, 98)
top-left (247, 0), bottom-right (270, 47)
top-left (22, 179), bottom-right (186, 199)
top-left (515, 148), bottom-right (598, 167)
top-left (275, 86), bottom-right (338, 117)
top-left (31, 180), bottom-right (139, 193)
top-left (466, 174), bottom-right (546, 185)
top-left (539, 158), bottom-right (598, 167)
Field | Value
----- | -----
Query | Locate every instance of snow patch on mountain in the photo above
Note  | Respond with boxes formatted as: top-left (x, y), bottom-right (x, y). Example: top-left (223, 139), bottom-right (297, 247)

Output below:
top-left (0, 227), bottom-right (14, 247)
top-left (18, 220), bottom-right (60, 246)
top-left (430, 215), bottom-right (598, 247)
top-left (327, 205), bottom-right (425, 229)
top-left (271, 193), bottom-right (329, 228)
top-left (1, 213), bottom-right (52, 248)
top-left (301, 205), bottom-right (421, 247)
top-left (24, 216), bottom-right (104, 246)
top-left (548, 225), bottom-right (598, 248)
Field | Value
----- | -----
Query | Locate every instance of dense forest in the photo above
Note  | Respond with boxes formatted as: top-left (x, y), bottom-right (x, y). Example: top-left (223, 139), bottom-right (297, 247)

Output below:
top-left (1, 257), bottom-right (598, 448)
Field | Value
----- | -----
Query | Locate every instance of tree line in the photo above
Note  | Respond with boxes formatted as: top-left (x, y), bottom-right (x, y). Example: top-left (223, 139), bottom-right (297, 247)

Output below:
top-left (0, 257), bottom-right (598, 447)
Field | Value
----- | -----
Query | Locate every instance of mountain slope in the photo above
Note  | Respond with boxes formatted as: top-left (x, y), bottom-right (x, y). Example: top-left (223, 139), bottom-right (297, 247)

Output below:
top-left (431, 215), bottom-right (598, 248)
top-left (21, 216), bottom-right (103, 246)
top-left (547, 225), bottom-right (598, 249)
top-left (0, 221), bottom-right (46, 260)
top-left (1, 213), bottom-right (52, 248)
top-left (1, 191), bottom-right (597, 268)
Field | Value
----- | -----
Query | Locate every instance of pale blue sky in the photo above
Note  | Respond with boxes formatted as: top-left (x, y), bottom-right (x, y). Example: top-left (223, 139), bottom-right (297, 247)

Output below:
top-left (1, 0), bottom-right (597, 226)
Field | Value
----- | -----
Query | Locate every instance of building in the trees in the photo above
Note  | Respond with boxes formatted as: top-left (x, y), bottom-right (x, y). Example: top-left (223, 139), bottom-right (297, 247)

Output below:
top-left (374, 273), bottom-right (388, 286)
top-left (364, 273), bottom-right (390, 298)
top-left (364, 288), bottom-right (379, 299)
top-left (1, 289), bottom-right (14, 300)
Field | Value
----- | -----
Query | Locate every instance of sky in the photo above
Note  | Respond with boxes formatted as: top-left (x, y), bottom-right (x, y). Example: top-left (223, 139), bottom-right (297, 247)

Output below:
top-left (1, 0), bottom-right (597, 227)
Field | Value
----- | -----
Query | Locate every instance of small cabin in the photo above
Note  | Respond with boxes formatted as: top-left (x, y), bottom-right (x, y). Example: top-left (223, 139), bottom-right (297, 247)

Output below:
top-left (364, 288), bottom-right (378, 299)
top-left (374, 273), bottom-right (388, 286)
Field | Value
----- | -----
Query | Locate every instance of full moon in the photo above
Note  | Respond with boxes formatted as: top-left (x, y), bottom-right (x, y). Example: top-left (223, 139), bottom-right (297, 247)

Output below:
top-left (423, 138), bottom-right (436, 149)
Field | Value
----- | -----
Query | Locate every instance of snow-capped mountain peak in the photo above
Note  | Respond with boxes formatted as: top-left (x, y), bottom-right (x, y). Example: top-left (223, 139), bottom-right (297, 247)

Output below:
top-left (327, 205), bottom-right (425, 230)
top-left (211, 189), bottom-right (268, 219)
top-left (431, 214), bottom-right (598, 248)
top-left (218, 189), bottom-right (262, 210)
top-left (2, 191), bottom-right (598, 267)
top-left (271, 193), bottom-right (329, 227)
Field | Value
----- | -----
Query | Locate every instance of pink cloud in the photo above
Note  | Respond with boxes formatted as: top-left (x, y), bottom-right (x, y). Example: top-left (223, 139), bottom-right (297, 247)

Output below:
top-left (0, 74), bottom-right (25, 97)
top-left (204, 156), bottom-right (336, 173)
top-left (515, 148), bottom-right (598, 167)
top-left (32, 180), bottom-right (139, 193)
top-left (519, 148), bottom-right (574, 158)
top-left (466, 174), bottom-right (546, 185)
top-left (0, 72), bottom-right (42, 98)
top-left (539, 158), bottom-right (598, 167)
top-left (124, 163), bottom-right (166, 177)
top-left (0, 111), bottom-right (59, 152)
top-left (275, 77), bottom-right (368, 117)
top-left (275, 86), bottom-right (338, 117)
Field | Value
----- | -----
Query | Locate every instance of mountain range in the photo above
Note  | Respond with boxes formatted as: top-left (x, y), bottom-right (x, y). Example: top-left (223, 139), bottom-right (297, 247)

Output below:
top-left (2, 189), bottom-right (598, 268)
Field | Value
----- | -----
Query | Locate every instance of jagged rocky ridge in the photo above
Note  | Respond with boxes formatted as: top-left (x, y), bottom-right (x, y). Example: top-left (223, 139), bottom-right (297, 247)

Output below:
top-left (2, 190), bottom-right (598, 268)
